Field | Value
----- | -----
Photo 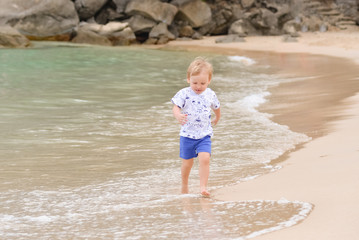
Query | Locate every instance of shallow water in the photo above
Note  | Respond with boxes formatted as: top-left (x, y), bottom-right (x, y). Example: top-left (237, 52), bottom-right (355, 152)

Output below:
top-left (0, 42), bottom-right (311, 239)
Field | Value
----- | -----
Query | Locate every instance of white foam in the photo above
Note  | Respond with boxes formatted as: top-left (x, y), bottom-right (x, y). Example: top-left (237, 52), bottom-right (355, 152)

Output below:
top-left (228, 92), bottom-right (270, 113)
top-left (243, 201), bottom-right (313, 239)
top-left (228, 56), bottom-right (256, 66)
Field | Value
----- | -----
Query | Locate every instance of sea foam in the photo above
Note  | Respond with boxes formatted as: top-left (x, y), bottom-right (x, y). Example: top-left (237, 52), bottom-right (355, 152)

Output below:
top-left (228, 56), bottom-right (256, 66)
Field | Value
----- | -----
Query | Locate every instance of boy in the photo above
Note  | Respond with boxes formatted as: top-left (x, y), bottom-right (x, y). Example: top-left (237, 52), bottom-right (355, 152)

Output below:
top-left (171, 57), bottom-right (221, 197)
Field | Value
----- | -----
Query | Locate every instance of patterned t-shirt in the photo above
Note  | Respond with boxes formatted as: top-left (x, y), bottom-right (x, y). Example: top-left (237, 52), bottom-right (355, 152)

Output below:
top-left (172, 87), bottom-right (220, 139)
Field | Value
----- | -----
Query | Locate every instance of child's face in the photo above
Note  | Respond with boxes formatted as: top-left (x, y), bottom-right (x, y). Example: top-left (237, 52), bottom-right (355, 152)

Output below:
top-left (187, 70), bottom-right (211, 95)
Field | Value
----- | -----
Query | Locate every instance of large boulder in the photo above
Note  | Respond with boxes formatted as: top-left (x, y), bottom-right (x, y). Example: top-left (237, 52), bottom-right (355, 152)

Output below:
top-left (0, 0), bottom-right (79, 40)
top-left (127, 15), bottom-right (157, 33)
top-left (113, 0), bottom-right (131, 13)
top-left (241, 0), bottom-right (255, 9)
top-left (108, 27), bottom-right (136, 46)
top-left (149, 22), bottom-right (175, 40)
top-left (0, 26), bottom-right (30, 48)
top-left (229, 18), bottom-right (259, 36)
top-left (125, 0), bottom-right (178, 25)
top-left (95, 5), bottom-right (125, 25)
top-left (80, 21), bottom-right (129, 36)
top-left (174, 0), bottom-right (212, 28)
top-left (74, 0), bottom-right (108, 20)
top-left (228, 19), bottom-right (248, 36)
top-left (74, 21), bottom-right (136, 46)
top-left (72, 29), bottom-right (112, 46)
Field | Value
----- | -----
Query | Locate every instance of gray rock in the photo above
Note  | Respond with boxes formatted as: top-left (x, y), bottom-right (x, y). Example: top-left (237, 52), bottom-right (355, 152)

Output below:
top-left (125, 0), bottom-right (178, 25)
top-left (72, 29), bottom-right (112, 46)
top-left (1, 0), bottom-right (79, 39)
top-left (74, 0), bottom-right (108, 20)
top-left (113, 0), bottom-right (131, 13)
top-left (241, 0), bottom-right (255, 9)
top-left (76, 21), bottom-right (135, 46)
top-left (149, 22), bottom-right (175, 40)
top-left (191, 31), bottom-right (203, 40)
top-left (176, 0), bottom-right (212, 28)
top-left (109, 27), bottom-right (136, 46)
top-left (215, 34), bottom-right (245, 43)
top-left (128, 15), bottom-right (157, 33)
top-left (229, 19), bottom-right (257, 36)
top-left (282, 35), bottom-right (298, 42)
top-left (228, 20), bottom-right (248, 37)
top-left (261, 8), bottom-right (278, 29)
top-left (95, 6), bottom-right (126, 25)
top-left (144, 37), bottom-right (158, 45)
top-left (157, 35), bottom-right (170, 44)
top-left (179, 25), bottom-right (194, 38)
top-left (0, 26), bottom-right (30, 48)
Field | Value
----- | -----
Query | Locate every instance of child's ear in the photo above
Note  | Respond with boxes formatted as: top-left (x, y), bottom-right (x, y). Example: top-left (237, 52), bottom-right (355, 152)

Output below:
top-left (187, 78), bottom-right (190, 83)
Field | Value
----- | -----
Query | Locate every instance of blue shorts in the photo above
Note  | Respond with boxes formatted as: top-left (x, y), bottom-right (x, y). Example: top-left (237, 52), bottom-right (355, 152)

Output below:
top-left (180, 135), bottom-right (211, 160)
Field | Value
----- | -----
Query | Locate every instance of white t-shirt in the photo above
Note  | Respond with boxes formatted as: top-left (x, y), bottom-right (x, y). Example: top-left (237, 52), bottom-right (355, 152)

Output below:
top-left (172, 87), bottom-right (220, 139)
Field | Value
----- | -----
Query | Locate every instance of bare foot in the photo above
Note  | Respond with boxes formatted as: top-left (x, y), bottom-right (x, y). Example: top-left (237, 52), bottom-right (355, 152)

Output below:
top-left (181, 186), bottom-right (189, 194)
top-left (200, 189), bottom-right (210, 197)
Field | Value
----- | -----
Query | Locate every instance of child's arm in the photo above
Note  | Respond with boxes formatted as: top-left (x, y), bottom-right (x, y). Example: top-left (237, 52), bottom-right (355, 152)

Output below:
top-left (212, 107), bottom-right (221, 126)
top-left (173, 105), bottom-right (187, 125)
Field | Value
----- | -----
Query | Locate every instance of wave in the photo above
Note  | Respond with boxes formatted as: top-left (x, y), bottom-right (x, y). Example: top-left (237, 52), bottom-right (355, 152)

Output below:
top-left (228, 56), bottom-right (256, 66)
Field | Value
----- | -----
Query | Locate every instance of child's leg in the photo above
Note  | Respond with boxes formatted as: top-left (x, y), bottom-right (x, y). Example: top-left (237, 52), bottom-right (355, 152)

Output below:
top-left (181, 158), bottom-right (194, 194)
top-left (198, 152), bottom-right (210, 196)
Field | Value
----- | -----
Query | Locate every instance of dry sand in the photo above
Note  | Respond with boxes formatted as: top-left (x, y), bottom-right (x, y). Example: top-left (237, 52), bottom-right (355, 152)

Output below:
top-left (163, 31), bottom-right (359, 239)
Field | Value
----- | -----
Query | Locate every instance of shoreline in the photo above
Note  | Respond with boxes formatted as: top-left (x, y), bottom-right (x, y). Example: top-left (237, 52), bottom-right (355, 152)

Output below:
top-left (162, 31), bottom-right (359, 239)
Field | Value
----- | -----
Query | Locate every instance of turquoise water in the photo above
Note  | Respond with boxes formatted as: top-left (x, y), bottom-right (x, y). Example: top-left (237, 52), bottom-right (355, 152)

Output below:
top-left (0, 42), bottom-right (311, 239)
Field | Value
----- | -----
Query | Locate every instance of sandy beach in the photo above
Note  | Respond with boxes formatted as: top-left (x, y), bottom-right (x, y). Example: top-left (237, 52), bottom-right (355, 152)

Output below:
top-left (163, 31), bottom-right (359, 239)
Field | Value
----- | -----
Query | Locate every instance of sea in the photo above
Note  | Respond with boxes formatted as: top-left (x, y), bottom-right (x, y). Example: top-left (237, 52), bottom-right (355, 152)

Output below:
top-left (0, 42), bottom-right (312, 239)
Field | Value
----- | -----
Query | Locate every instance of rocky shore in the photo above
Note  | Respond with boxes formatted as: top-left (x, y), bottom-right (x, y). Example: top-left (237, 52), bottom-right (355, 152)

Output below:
top-left (0, 0), bottom-right (358, 48)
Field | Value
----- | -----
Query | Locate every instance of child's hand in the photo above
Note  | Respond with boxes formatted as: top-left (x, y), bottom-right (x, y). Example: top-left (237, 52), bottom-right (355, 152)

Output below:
top-left (211, 118), bottom-right (219, 126)
top-left (176, 114), bottom-right (188, 125)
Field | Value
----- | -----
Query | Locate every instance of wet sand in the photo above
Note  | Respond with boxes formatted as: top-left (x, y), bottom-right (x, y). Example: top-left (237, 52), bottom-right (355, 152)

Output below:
top-left (162, 31), bottom-right (359, 239)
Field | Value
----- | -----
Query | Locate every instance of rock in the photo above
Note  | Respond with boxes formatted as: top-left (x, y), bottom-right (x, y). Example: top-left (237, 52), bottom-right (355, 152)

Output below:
top-left (228, 19), bottom-right (248, 37)
top-left (75, 21), bottom-right (134, 46)
top-left (128, 15), bottom-right (157, 33)
top-left (283, 20), bottom-right (301, 36)
top-left (319, 23), bottom-right (328, 32)
top-left (113, 0), bottom-right (131, 13)
top-left (78, 22), bottom-right (102, 33)
top-left (229, 19), bottom-right (258, 36)
top-left (0, 26), bottom-right (31, 48)
top-left (81, 21), bottom-right (129, 36)
top-left (215, 34), bottom-right (245, 43)
top-left (95, 5), bottom-right (126, 25)
top-left (275, 4), bottom-right (292, 27)
top-left (208, 4), bottom-right (230, 34)
top-left (179, 25), bottom-right (194, 38)
top-left (262, 8), bottom-right (278, 29)
top-left (259, 8), bottom-right (281, 35)
top-left (99, 21), bottom-right (129, 36)
top-left (175, 0), bottom-right (212, 28)
top-left (157, 35), bottom-right (170, 45)
top-left (191, 31), bottom-right (203, 40)
top-left (282, 35), bottom-right (298, 42)
top-left (306, 16), bottom-right (322, 32)
top-left (144, 37), bottom-right (158, 45)
top-left (71, 29), bottom-right (112, 46)
top-left (241, 0), bottom-right (255, 9)
top-left (125, 0), bottom-right (178, 25)
top-left (1, 0), bottom-right (79, 39)
top-left (74, 0), bottom-right (108, 20)
top-left (109, 27), bottom-right (136, 46)
top-left (149, 22), bottom-right (175, 40)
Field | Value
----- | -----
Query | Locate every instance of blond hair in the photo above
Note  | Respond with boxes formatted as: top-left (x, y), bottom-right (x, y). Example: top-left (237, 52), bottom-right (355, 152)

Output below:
top-left (187, 57), bottom-right (213, 80)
